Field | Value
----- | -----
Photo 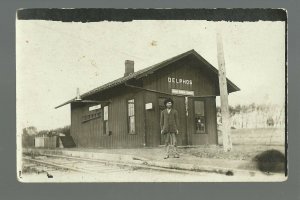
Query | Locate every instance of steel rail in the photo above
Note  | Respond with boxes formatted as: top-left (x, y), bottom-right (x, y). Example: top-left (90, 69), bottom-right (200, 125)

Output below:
top-left (25, 153), bottom-right (193, 175)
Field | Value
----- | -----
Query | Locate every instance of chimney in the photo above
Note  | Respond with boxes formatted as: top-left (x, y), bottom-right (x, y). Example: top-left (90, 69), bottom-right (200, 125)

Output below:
top-left (75, 88), bottom-right (81, 101)
top-left (124, 60), bottom-right (134, 77)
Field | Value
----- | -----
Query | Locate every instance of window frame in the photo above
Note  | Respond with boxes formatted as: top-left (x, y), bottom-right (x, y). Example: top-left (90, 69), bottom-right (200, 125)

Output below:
top-left (127, 98), bottom-right (136, 135)
top-left (103, 105), bottom-right (109, 135)
top-left (193, 99), bottom-right (207, 134)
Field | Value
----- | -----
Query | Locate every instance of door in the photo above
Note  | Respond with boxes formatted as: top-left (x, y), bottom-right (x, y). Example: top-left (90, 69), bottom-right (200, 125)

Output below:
top-left (186, 97), bottom-right (210, 145)
top-left (158, 96), bottom-right (188, 146)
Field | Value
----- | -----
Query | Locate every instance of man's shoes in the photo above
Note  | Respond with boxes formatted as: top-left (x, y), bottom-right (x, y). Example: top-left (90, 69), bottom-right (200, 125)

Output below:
top-left (174, 154), bottom-right (180, 158)
top-left (164, 156), bottom-right (169, 159)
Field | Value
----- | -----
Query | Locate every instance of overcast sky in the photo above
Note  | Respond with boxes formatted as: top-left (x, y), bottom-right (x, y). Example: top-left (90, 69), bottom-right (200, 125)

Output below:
top-left (16, 20), bottom-right (285, 131)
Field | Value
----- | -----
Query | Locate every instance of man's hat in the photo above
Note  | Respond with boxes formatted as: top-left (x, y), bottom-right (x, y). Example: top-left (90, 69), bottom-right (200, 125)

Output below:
top-left (164, 98), bottom-right (174, 106)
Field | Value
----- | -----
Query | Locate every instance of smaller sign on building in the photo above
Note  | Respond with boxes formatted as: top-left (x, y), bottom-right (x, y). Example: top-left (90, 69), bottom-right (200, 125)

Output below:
top-left (145, 103), bottom-right (153, 110)
top-left (89, 104), bottom-right (101, 111)
top-left (171, 89), bottom-right (194, 96)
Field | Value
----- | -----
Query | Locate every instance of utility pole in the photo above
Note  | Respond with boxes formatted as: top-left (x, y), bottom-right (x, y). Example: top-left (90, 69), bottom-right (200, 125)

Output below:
top-left (216, 32), bottom-right (232, 152)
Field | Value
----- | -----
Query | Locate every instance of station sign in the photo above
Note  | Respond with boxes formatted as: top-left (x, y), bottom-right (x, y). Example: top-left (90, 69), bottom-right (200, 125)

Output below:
top-left (171, 89), bottom-right (194, 96)
top-left (89, 104), bottom-right (101, 111)
top-left (168, 77), bottom-right (192, 85)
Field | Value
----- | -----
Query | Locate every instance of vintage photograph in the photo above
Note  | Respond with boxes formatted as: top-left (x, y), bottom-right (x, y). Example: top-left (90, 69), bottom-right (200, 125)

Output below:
top-left (16, 9), bottom-right (287, 182)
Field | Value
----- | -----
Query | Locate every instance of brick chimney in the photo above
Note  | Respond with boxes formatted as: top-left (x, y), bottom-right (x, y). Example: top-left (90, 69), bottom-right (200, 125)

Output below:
top-left (124, 60), bottom-right (134, 77)
top-left (75, 88), bottom-right (81, 101)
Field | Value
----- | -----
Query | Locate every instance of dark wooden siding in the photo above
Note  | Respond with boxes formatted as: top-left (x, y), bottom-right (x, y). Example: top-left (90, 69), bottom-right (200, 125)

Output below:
top-left (143, 55), bottom-right (217, 96)
top-left (71, 87), bottom-right (145, 148)
top-left (187, 97), bottom-right (218, 145)
top-left (70, 54), bottom-right (219, 148)
top-left (171, 96), bottom-right (188, 145)
top-left (71, 103), bottom-right (103, 148)
top-left (147, 94), bottom-right (188, 146)
top-left (143, 55), bottom-right (218, 146)
top-left (144, 91), bottom-right (160, 147)
top-left (108, 89), bottom-right (145, 148)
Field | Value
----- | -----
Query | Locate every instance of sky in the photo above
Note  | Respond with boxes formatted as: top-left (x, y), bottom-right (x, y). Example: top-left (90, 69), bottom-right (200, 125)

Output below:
top-left (16, 20), bottom-right (286, 131)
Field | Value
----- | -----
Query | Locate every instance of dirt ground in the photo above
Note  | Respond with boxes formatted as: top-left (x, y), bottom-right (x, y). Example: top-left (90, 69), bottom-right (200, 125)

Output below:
top-left (218, 127), bottom-right (285, 146)
top-left (20, 128), bottom-right (286, 182)
top-left (73, 128), bottom-right (285, 161)
top-left (179, 127), bottom-right (285, 161)
top-left (20, 168), bottom-right (286, 182)
top-left (20, 158), bottom-right (286, 183)
top-left (181, 144), bottom-right (284, 161)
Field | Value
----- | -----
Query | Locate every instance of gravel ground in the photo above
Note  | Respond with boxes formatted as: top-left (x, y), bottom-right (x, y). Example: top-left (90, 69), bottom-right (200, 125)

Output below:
top-left (20, 128), bottom-right (286, 182)
top-left (67, 128), bottom-right (285, 161)
top-left (181, 144), bottom-right (285, 161)
top-left (20, 157), bottom-right (286, 182)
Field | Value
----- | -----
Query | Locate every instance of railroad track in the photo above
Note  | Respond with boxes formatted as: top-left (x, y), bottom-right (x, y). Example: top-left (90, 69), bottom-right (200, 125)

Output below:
top-left (22, 153), bottom-right (194, 175)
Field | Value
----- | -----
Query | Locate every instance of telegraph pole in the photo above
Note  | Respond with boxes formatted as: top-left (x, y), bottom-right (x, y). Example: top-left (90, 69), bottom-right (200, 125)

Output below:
top-left (216, 32), bottom-right (232, 152)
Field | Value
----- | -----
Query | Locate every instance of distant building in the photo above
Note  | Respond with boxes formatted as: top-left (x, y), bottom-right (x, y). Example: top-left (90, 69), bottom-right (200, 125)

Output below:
top-left (22, 126), bottom-right (38, 147)
top-left (267, 117), bottom-right (274, 127)
top-left (56, 50), bottom-right (240, 148)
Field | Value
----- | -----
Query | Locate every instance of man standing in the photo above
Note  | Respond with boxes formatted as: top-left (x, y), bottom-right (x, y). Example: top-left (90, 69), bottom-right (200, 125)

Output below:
top-left (160, 98), bottom-right (180, 159)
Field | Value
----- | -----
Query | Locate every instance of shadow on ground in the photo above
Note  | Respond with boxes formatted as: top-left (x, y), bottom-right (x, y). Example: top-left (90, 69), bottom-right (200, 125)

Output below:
top-left (253, 149), bottom-right (285, 173)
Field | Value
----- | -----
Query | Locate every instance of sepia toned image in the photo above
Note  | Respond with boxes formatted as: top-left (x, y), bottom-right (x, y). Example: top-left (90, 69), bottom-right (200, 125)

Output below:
top-left (16, 9), bottom-right (287, 182)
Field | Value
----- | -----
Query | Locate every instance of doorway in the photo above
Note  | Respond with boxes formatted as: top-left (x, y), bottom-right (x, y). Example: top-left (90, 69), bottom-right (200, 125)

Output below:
top-left (158, 96), bottom-right (188, 146)
top-left (155, 96), bottom-right (216, 146)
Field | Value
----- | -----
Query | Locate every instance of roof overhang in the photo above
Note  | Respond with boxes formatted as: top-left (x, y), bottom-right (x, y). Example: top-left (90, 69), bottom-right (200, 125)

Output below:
top-left (55, 99), bottom-right (111, 109)
top-left (55, 49), bottom-right (240, 109)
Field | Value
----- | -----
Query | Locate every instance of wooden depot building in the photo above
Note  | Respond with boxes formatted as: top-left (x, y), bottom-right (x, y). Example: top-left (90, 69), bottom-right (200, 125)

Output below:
top-left (56, 49), bottom-right (240, 148)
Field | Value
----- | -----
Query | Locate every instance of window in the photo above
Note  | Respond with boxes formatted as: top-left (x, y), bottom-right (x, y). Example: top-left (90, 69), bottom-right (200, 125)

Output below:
top-left (194, 100), bottom-right (206, 134)
top-left (127, 99), bottom-right (135, 134)
top-left (103, 106), bottom-right (109, 135)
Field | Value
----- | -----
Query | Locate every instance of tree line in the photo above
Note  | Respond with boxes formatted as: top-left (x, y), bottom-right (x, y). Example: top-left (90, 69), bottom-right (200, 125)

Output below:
top-left (217, 103), bottom-right (285, 128)
top-left (22, 125), bottom-right (71, 137)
